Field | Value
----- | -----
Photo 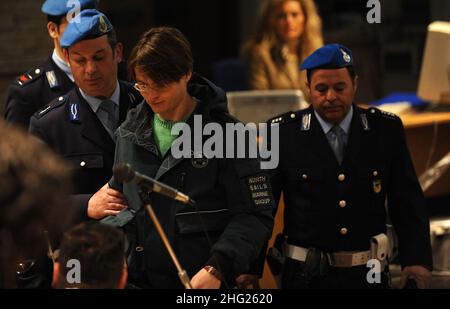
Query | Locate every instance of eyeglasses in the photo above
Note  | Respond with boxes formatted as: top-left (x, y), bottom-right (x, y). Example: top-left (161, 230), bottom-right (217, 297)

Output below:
top-left (133, 82), bottom-right (168, 93)
top-left (133, 82), bottom-right (149, 93)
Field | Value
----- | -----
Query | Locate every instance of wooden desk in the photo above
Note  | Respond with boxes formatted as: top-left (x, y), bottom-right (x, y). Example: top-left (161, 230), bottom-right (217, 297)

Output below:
top-left (259, 111), bottom-right (450, 288)
top-left (401, 112), bottom-right (450, 197)
top-left (401, 112), bottom-right (450, 128)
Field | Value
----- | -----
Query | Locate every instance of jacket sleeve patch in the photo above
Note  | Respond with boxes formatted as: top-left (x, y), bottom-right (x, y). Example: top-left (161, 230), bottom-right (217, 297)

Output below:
top-left (247, 174), bottom-right (273, 208)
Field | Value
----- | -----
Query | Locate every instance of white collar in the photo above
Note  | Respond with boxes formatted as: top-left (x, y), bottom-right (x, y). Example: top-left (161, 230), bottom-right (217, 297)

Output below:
top-left (314, 105), bottom-right (353, 135)
top-left (79, 81), bottom-right (120, 113)
top-left (52, 49), bottom-right (74, 82)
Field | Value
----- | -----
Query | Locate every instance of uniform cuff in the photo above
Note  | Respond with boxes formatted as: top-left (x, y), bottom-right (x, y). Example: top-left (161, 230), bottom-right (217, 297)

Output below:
top-left (206, 252), bottom-right (234, 283)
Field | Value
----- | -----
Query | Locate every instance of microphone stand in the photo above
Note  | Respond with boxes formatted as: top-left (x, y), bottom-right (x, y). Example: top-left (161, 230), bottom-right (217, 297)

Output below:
top-left (43, 230), bottom-right (56, 264)
top-left (139, 191), bottom-right (193, 289)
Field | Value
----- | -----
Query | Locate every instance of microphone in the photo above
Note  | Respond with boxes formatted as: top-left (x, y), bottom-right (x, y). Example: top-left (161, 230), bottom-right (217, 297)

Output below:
top-left (113, 163), bottom-right (195, 206)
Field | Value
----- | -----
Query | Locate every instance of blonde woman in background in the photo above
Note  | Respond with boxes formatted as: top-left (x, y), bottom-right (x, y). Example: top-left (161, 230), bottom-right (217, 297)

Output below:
top-left (243, 0), bottom-right (323, 97)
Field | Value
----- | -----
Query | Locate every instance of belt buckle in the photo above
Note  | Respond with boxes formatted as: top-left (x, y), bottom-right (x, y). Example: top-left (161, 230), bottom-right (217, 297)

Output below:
top-left (331, 252), bottom-right (354, 267)
top-left (352, 252), bottom-right (369, 266)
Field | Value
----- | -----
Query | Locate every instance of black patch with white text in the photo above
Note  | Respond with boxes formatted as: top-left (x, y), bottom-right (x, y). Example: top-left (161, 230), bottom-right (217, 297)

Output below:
top-left (247, 174), bottom-right (273, 208)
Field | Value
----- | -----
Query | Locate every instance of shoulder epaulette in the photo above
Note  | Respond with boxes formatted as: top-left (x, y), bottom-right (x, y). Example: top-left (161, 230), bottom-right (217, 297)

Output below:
top-left (269, 111), bottom-right (300, 125)
top-left (15, 66), bottom-right (44, 87)
top-left (34, 95), bottom-right (67, 119)
top-left (367, 107), bottom-right (399, 120)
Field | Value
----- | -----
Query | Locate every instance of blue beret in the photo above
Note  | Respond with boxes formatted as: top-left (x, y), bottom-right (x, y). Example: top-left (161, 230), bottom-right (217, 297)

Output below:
top-left (41, 0), bottom-right (99, 16)
top-left (60, 9), bottom-right (113, 49)
top-left (300, 44), bottom-right (353, 71)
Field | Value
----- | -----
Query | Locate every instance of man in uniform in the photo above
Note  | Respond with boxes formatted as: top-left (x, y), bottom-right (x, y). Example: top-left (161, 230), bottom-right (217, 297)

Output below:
top-left (270, 44), bottom-right (432, 288)
top-left (29, 10), bottom-right (141, 223)
top-left (5, 0), bottom-right (99, 129)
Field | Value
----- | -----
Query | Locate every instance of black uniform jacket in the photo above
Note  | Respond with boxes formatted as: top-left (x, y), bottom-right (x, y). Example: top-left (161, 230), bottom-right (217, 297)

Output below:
top-left (29, 81), bottom-right (142, 221)
top-left (103, 74), bottom-right (274, 288)
top-left (270, 104), bottom-right (432, 269)
top-left (5, 56), bottom-right (74, 129)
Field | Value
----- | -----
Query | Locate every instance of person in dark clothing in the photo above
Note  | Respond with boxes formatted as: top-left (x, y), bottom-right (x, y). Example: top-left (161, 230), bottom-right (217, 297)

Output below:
top-left (269, 44), bottom-right (432, 289)
top-left (5, 0), bottom-right (99, 129)
top-left (53, 222), bottom-right (127, 289)
top-left (0, 120), bottom-right (72, 288)
top-left (29, 10), bottom-right (141, 223)
top-left (102, 27), bottom-right (274, 289)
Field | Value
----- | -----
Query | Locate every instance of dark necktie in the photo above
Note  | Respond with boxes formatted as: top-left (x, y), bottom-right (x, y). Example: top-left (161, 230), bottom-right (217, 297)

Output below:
top-left (98, 99), bottom-right (118, 138)
top-left (328, 126), bottom-right (346, 164)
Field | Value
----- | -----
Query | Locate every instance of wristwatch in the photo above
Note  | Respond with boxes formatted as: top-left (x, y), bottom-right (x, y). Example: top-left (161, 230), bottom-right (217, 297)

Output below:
top-left (203, 265), bottom-right (224, 282)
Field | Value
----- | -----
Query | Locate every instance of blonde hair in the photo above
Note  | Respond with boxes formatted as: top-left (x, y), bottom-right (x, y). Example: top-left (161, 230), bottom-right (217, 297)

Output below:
top-left (245, 0), bottom-right (323, 65)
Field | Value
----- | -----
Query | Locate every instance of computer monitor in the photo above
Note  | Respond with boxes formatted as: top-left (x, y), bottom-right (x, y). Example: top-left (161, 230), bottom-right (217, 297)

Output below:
top-left (226, 90), bottom-right (308, 124)
top-left (417, 21), bottom-right (450, 104)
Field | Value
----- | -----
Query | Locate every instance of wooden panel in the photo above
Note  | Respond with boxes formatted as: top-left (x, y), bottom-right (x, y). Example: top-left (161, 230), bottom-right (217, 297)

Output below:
top-left (401, 112), bottom-right (450, 197)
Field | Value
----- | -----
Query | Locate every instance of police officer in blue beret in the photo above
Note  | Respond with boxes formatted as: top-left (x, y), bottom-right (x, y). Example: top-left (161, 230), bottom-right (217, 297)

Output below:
top-left (269, 43), bottom-right (432, 288)
top-left (5, 0), bottom-right (99, 129)
top-left (29, 10), bottom-right (141, 224)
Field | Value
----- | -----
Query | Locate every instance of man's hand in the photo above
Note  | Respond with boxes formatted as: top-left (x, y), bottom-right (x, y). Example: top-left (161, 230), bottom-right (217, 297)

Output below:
top-left (190, 268), bottom-right (221, 289)
top-left (87, 183), bottom-right (127, 219)
top-left (399, 265), bottom-right (432, 289)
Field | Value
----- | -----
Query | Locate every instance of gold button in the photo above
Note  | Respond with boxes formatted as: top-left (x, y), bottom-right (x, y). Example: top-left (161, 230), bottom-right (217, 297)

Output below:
top-left (338, 174), bottom-right (346, 181)
top-left (302, 174), bottom-right (308, 180)
top-left (373, 171), bottom-right (378, 176)
top-left (290, 113), bottom-right (296, 119)
top-left (340, 228), bottom-right (348, 235)
top-left (58, 96), bottom-right (64, 101)
top-left (135, 246), bottom-right (144, 252)
top-left (339, 200), bottom-right (347, 208)
top-left (370, 109), bottom-right (376, 114)
top-left (35, 69), bottom-right (41, 74)
top-left (80, 161), bottom-right (86, 167)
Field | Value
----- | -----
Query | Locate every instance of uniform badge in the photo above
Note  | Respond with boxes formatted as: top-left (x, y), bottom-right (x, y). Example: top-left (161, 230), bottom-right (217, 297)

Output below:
top-left (341, 48), bottom-right (351, 63)
top-left (99, 16), bottom-right (108, 33)
top-left (38, 105), bottom-right (52, 116)
top-left (69, 102), bottom-right (79, 121)
top-left (46, 70), bottom-right (59, 89)
top-left (301, 113), bottom-right (311, 131)
top-left (372, 179), bottom-right (382, 194)
top-left (360, 114), bottom-right (370, 131)
top-left (17, 73), bottom-right (32, 86)
top-left (191, 152), bottom-right (208, 168)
